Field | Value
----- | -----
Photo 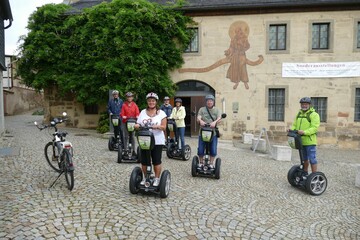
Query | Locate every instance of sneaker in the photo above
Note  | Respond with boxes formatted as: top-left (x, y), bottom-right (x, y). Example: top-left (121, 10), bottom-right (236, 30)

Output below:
top-left (197, 163), bottom-right (204, 168)
top-left (209, 164), bottom-right (214, 169)
top-left (140, 179), bottom-right (146, 185)
top-left (153, 178), bottom-right (160, 187)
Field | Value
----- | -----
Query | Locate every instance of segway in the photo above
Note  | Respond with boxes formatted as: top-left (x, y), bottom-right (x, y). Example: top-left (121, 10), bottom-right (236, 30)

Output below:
top-left (108, 115), bottom-right (121, 151)
top-left (287, 130), bottom-right (327, 195)
top-left (129, 125), bottom-right (171, 198)
top-left (191, 114), bottom-right (226, 179)
top-left (166, 118), bottom-right (191, 160)
top-left (118, 118), bottom-right (140, 163)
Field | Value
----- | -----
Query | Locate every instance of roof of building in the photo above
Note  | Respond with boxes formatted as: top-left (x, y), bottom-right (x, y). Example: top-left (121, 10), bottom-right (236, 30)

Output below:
top-left (68, 0), bottom-right (360, 13)
top-left (0, 0), bottom-right (13, 21)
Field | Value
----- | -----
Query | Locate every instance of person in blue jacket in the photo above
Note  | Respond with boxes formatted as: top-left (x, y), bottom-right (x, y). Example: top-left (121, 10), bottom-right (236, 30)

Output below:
top-left (107, 90), bottom-right (123, 142)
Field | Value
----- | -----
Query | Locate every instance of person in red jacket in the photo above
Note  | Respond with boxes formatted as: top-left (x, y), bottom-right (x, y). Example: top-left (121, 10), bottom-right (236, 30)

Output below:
top-left (120, 92), bottom-right (140, 154)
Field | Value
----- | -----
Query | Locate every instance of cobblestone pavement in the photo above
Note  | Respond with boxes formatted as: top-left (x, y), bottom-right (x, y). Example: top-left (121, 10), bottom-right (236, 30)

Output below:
top-left (1, 112), bottom-right (359, 240)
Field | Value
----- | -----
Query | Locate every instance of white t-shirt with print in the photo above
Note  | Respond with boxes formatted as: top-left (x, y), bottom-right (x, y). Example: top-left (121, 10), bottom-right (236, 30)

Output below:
top-left (137, 109), bottom-right (167, 145)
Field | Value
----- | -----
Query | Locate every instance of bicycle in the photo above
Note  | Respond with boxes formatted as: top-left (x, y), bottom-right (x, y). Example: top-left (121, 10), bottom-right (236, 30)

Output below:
top-left (34, 112), bottom-right (75, 191)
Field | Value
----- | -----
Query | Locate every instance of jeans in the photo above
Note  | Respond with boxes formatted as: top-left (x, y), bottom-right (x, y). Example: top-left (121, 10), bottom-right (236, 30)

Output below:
top-left (176, 127), bottom-right (185, 149)
top-left (302, 145), bottom-right (317, 164)
top-left (197, 135), bottom-right (218, 157)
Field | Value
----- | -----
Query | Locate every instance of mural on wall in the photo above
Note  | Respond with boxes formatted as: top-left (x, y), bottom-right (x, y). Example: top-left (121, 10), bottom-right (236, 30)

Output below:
top-left (179, 21), bottom-right (264, 90)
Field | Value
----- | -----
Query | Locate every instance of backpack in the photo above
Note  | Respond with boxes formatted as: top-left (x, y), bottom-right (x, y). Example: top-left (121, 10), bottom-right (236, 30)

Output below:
top-left (296, 111), bottom-right (313, 123)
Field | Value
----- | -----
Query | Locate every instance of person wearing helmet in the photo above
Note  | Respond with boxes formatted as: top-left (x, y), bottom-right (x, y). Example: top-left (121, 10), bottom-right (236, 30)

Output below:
top-left (121, 92), bottom-right (140, 152)
top-left (170, 98), bottom-right (186, 150)
top-left (289, 97), bottom-right (320, 174)
top-left (160, 96), bottom-right (173, 142)
top-left (107, 90), bottom-right (123, 141)
top-left (135, 92), bottom-right (167, 187)
top-left (197, 94), bottom-right (222, 168)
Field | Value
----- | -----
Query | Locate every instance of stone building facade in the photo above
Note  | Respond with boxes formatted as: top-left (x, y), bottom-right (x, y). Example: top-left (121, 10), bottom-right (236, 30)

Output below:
top-left (60, 0), bottom-right (360, 148)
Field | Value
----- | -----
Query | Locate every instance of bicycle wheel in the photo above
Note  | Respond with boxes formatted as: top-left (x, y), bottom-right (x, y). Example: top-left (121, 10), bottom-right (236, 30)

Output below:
top-left (44, 142), bottom-right (61, 173)
top-left (62, 149), bottom-right (74, 191)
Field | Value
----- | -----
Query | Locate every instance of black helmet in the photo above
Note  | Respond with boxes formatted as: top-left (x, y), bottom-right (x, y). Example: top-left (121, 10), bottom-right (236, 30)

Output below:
top-left (299, 97), bottom-right (311, 104)
top-left (175, 98), bottom-right (182, 103)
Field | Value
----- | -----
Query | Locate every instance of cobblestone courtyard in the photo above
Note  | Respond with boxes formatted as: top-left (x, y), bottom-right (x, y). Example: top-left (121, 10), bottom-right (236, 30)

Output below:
top-left (1, 112), bottom-right (359, 239)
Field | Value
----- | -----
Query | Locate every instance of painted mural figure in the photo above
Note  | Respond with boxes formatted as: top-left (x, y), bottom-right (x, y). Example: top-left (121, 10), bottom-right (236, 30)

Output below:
top-left (225, 23), bottom-right (251, 89)
top-left (179, 21), bottom-right (263, 90)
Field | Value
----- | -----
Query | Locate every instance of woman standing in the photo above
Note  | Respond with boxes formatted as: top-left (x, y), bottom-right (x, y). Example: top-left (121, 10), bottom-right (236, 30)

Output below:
top-left (135, 92), bottom-right (167, 187)
top-left (170, 98), bottom-right (186, 150)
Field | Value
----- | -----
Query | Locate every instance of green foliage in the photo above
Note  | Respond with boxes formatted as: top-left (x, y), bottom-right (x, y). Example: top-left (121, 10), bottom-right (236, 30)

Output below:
top-left (17, 0), bottom-right (194, 106)
top-left (96, 111), bottom-right (110, 134)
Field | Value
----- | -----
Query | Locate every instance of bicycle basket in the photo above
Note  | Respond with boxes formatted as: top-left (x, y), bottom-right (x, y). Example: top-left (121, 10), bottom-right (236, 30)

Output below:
top-left (201, 127), bottom-right (214, 143)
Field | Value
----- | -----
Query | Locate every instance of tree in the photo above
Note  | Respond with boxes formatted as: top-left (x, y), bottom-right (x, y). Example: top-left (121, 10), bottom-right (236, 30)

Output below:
top-left (17, 0), bottom-right (194, 107)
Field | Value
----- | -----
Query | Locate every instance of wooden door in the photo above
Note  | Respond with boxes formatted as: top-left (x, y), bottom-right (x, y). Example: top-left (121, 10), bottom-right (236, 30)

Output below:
top-left (190, 96), bottom-right (205, 136)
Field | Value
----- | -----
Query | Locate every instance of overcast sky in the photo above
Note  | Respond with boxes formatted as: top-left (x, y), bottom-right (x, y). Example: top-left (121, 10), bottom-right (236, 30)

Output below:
top-left (4, 0), bottom-right (64, 55)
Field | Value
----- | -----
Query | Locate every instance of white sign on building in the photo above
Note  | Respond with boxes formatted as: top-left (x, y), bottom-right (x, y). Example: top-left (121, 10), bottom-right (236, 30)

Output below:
top-left (282, 62), bottom-right (360, 78)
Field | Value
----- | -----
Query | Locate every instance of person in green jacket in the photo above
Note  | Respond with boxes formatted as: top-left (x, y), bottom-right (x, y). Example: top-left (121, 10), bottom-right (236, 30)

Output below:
top-left (290, 97), bottom-right (320, 174)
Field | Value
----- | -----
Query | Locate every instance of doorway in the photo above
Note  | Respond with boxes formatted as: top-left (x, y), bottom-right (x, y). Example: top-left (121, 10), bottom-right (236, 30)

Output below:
top-left (174, 80), bottom-right (215, 137)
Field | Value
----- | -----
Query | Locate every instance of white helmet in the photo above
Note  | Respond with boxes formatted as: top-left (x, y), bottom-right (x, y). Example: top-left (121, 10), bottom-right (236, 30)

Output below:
top-left (146, 92), bottom-right (159, 100)
top-left (112, 90), bottom-right (119, 95)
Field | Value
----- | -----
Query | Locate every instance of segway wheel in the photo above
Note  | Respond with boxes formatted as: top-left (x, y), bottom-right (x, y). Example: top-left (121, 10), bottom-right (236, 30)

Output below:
top-left (159, 170), bottom-right (171, 198)
top-left (117, 144), bottom-right (123, 163)
top-left (214, 158), bottom-right (221, 179)
top-left (306, 172), bottom-right (327, 196)
top-left (191, 156), bottom-right (199, 177)
top-left (108, 137), bottom-right (115, 151)
top-left (287, 165), bottom-right (302, 187)
top-left (129, 167), bottom-right (142, 194)
top-left (136, 146), bottom-right (141, 163)
top-left (166, 143), bottom-right (175, 159)
top-left (182, 145), bottom-right (191, 161)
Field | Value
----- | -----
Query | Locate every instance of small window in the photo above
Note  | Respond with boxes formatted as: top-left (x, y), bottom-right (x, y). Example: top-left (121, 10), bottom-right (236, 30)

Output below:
top-left (269, 24), bottom-right (287, 50)
top-left (84, 104), bottom-right (98, 114)
top-left (312, 97), bottom-right (327, 122)
top-left (355, 88), bottom-right (360, 122)
top-left (312, 23), bottom-right (330, 50)
top-left (268, 89), bottom-right (285, 121)
top-left (184, 28), bottom-right (199, 53)
top-left (357, 21), bottom-right (360, 49)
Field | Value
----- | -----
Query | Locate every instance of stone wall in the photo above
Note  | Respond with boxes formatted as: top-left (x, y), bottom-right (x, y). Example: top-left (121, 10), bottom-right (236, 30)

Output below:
top-left (3, 87), bottom-right (44, 115)
top-left (43, 86), bottom-right (106, 129)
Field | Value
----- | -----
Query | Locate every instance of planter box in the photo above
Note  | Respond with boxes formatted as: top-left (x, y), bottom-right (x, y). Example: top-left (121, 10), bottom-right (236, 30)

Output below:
top-left (243, 133), bottom-right (254, 144)
top-left (272, 145), bottom-right (292, 161)
top-left (251, 138), bottom-right (267, 153)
